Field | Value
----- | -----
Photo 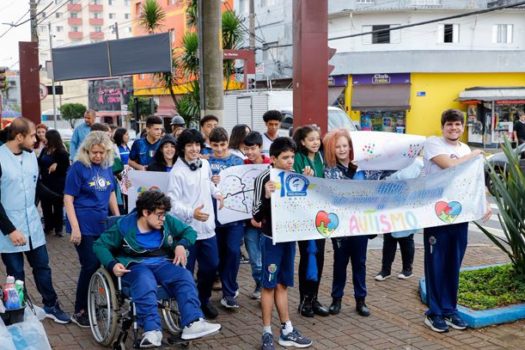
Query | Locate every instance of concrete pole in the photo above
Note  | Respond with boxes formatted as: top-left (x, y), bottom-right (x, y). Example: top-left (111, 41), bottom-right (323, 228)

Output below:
top-left (48, 22), bottom-right (57, 130)
top-left (30, 0), bottom-right (38, 42)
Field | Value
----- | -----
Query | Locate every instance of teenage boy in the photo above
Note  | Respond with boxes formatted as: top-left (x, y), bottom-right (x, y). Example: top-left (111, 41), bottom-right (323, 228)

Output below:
top-left (261, 110), bottom-right (283, 156)
top-left (207, 127), bottom-right (245, 309)
top-left (0, 118), bottom-right (70, 324)
top-left (423, 109), bottom-right (492, 333)
top-left (93, 190), bottom-right (221, 347)
top-left (128, 116), bottom-right (164, 170)
top-left (243, 131), bottom-right (271, 300)
top-left (200, 115), bottom-right (219, 156)
top-left (253, 137), bottom-right (312, 350)
top-left (167, 129), bottom-right (224, 320)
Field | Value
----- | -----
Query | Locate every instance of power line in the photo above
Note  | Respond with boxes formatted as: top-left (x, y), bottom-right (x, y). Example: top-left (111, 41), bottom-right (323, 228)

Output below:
top-left (36, 0), bottom-right (73, 26)
top-left (262, 0), bottom-right (525, 50)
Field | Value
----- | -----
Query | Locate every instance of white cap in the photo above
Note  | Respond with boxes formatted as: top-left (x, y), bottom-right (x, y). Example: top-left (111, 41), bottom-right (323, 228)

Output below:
top-left (6, 276), bottom-right (15, 284)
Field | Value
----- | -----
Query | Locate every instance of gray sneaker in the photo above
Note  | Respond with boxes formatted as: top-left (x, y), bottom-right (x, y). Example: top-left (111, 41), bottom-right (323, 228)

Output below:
top-left (181, 318), bottom-right (221, 340)
top-left (278, 328), bottom-right (312, 348)
top-left (262, 332), bottom-right (275, 350)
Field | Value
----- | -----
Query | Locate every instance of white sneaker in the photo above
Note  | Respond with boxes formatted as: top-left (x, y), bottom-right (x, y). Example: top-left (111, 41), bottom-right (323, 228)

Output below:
top-left (181, 318), bottom-right (221, 340)
top-left (140, 330), bottom-right (162, 348)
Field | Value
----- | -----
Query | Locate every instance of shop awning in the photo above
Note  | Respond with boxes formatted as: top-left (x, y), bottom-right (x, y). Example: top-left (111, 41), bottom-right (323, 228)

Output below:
top-left (351, 84), bottom-right (410, 111)
top-left (458, 87), bottom-right (525, 102)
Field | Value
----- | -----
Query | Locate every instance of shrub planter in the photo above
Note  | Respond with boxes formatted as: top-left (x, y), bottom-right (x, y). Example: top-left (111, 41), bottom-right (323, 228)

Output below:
top-left (419, 265), bottom-right (525, 328)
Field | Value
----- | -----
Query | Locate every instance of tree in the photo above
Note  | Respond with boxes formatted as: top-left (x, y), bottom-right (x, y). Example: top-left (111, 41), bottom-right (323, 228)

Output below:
top-left (59, 103), bottom-right (86, 128)
top-left (139, 0), bottom-right (166, 33)
top-left (128, 96), bottom-right (158, 121)
top-left (222, 10), bottom-right (243, 90)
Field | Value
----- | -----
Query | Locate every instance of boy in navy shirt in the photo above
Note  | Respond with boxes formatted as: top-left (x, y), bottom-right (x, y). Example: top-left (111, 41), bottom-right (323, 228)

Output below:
top-left (128, 116), bottom-right (163, 170)
top-left (200, 115), bottom-right (218, 157)
top-left (253, 137), bottom-right (312, 350)
top-left (208, 127), bottom-right (245, 309)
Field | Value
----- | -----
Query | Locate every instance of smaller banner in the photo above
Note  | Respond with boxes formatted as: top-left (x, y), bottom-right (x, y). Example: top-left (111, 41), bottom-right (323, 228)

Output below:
top-left (127, 170), bottom-right (169, 211)
top-left (271, 157), bottom-right (486, 243)
top-left (217, 164), bottom-right (269, 224)
top-left (349, 131), bottom-right (425, 170)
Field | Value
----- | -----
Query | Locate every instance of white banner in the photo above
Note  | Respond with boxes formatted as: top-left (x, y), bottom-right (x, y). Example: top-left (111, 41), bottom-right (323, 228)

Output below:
top-left (217, 164), bottom-right (269, 224)
top-left (127, 170), bottom-right (170, 211)
top-left (350, 131), bottom-right (425, 170)
top-left (271, 157), bottom-right (486, 243)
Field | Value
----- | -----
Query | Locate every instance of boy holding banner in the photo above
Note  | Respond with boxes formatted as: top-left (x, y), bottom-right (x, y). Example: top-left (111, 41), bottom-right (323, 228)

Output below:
top-left (422, 109), bottom-right (491, 333)
top-left (253, 137), bottom-right (313, 350)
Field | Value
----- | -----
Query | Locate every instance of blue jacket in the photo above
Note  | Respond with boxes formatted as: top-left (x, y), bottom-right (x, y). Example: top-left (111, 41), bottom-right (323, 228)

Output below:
top-left (70, 122), bottom-right (91, 161)
top-left (0, 145), bottom-right (46, 253)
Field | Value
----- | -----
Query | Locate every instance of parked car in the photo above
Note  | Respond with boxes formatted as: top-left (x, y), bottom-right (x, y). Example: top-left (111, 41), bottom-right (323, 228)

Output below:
top-left (485, 143), bottom-right (525, 195)
top-left (278, 106), bottom-right (358, 136)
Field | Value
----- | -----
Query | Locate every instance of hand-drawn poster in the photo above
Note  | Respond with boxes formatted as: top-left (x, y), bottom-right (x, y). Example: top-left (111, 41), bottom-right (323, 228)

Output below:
top-left (217, 164), bottom-right (269, 224)
top-left (271, 156), bottom-right (486, 243)
top-left (127, 170), bottom-right (169, 211)
top-left (350, 131), bottom-right (425, 170)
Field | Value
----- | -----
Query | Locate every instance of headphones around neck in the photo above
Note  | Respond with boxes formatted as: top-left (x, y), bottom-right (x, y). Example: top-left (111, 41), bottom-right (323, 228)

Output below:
top-left (182, 158), bottom-right (202, 171)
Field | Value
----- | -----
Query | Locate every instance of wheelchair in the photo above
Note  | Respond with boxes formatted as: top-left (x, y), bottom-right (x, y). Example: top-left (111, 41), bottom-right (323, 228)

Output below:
top-left (87, 266), bottom-right (190, 349)
top-left (87, 216), bottom-right (188, 349)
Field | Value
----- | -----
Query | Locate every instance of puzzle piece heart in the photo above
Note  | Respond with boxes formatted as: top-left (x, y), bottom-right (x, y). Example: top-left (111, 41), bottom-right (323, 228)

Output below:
top-left (315, 210), bottom-right (339, 238)
top-left (434, 200), bottom-right (462, 224)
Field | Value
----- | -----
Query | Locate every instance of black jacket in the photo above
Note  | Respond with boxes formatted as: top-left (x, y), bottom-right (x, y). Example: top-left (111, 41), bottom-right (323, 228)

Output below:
top-left (147, 135), bottom-right (177, 172)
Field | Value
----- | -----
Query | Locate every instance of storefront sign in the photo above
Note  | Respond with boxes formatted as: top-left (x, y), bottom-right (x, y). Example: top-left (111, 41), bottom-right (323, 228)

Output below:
top-left (328, 75), bottom-right (348, 87)
top-left (271, 157), bottom-right (486, 243)
top-left (353, 73), bottom-right (410, 86)
top-left (88, 77), bottom-right (133, 111)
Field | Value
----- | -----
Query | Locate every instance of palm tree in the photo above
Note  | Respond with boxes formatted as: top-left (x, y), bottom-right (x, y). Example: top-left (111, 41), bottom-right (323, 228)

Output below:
top-left (222, 10), bottom-right (243, 90)
top-left (139, 0), bottom-right (166, 33)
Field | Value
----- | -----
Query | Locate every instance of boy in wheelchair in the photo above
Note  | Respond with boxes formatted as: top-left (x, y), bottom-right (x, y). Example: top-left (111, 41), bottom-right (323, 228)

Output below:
top-left (93, 190), bottom-right (221, 348)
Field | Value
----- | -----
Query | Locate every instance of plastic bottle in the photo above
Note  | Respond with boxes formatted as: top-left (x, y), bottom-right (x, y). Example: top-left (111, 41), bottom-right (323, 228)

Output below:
top-left (5, 288), bottom-right (20, 309)
top-left (3, 276), bottom-right (15, 302)
top-left (15, 280), bottom-right (24, 307)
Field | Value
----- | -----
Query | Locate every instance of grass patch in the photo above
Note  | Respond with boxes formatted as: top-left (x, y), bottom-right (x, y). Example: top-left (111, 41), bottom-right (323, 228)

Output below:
top-left (458, 264), bottom-right (525, 310)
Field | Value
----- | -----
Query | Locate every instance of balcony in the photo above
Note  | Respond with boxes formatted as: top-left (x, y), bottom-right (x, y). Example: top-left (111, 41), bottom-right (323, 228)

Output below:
top-left (67, 3), bottom-right (82, 12)
top-left (68, 31), bottom-right (83, 40)
top-left (89, 18), bottom-right (104, 25)
top-left (90, 32), bottom-right (104, 40)
top-left (68, 17), bottom-right (82, 25)
top-left (89, 4), bottom-right (103, 12)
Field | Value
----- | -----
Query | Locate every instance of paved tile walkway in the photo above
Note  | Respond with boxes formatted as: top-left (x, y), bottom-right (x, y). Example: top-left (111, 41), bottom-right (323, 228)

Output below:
top-left (2, 234), bottom-right (524, 350)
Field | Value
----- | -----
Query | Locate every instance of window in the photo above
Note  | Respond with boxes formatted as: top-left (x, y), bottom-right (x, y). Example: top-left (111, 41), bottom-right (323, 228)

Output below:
top-left (70, 12), bottom-right (78, 18)
top-left (127, 26), bottom-right (132, 33)
top-left (93, 12), bottom-right (102, 19)
top-left (109, 13), bottom-right (115, 19)
top-left (56, 26), bottom-right (63, 32)
top-left (261, 0), bottom-right (276, 7)
top-left (55, 12), bottom-right (61, 18)
top-left (125, 13), bottom-right (130, 19)
top-left (39, 25), bottom-right (46, 33)
top-left (125, 0), bottom-right (130, 6)
top-left (492, 24), bottom-right (513, 44)
top-left (91, 0), bottom-right (101, 4)
top-left (108, 0), bottom-right (113, 5)
top-left (94, 26), bottom-right (102, 32)
top-left (362, 25), bottom-right (400, 44)
top-left (71, 26), bottom-right (80, 32)
top-left (357, 0), bottom-right (374, 3)
top-left (438, 24), bottom-right (459, 43)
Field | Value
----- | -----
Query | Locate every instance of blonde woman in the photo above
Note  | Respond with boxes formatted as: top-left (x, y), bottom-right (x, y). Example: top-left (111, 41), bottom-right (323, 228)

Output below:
top-left (64, 131), bottom-right (120, 327)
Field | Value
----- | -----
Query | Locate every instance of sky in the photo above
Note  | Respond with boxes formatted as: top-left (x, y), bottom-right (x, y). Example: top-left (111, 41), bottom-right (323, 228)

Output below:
top-left (0, 0), bottom-right (31, 70)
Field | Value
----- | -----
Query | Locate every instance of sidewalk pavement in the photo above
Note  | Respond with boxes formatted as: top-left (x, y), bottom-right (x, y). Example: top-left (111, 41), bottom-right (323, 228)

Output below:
top-left (2, 234), bottom-right (525, 350)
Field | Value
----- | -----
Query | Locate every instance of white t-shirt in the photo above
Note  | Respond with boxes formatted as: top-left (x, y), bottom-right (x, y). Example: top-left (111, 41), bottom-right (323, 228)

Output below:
top-left (262, 133), bottom-right (274, 156)
top-left (423, 136), bottom-right (471, 175)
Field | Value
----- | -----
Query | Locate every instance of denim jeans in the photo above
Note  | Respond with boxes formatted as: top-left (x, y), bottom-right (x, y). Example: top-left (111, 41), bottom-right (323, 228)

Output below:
top-left (243, 226), bottom-right (262, 288)
top-left (216, 223), bottom-right (244, 297)
top-left (1, 244), bottom-right (58, 307)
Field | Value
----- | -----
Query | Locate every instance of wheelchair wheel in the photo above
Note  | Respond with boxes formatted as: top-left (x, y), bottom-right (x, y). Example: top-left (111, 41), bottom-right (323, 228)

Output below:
top-left (161, 299), bottom-right (182, 335)
top-left (88, 268), bottom-right (120, 346)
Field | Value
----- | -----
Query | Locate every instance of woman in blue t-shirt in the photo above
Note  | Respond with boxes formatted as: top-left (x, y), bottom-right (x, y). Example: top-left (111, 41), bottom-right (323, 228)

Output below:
top-left (64, 131), bottom-right (120, 328)
top-left (113, 128), bottom-right (130, 165)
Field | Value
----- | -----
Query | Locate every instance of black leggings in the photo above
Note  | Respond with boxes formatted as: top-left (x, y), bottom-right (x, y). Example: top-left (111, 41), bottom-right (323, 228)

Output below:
top-left (298, 239), bottom-right (325, 300)
top-left (381, 233), bottom-right (415, 273)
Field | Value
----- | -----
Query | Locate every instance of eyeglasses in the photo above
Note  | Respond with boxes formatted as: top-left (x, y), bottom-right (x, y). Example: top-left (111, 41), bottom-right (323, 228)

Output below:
top-left (151, 211), bottom-right (166, 220)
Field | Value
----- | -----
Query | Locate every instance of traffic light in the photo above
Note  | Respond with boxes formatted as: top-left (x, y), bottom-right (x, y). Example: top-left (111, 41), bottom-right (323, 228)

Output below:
top-left (0, 67), bottom-right (7, 90)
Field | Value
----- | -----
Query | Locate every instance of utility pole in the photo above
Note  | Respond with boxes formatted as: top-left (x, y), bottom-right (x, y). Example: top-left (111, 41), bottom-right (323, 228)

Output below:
top-left (249, 0), bottom-right (255, 50)
top-left (30, 0), bottom-right (38, 42)
top-left (114, 22), bottom-right (127, 128)
top-left (48, 22), bottom-right (57, 129)
top-left (198, 0), bottom-right (223, 122)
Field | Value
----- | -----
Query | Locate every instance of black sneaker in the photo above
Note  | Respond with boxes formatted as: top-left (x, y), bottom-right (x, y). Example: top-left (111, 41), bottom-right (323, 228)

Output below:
top-left (425, 315), bottom-right (449, 333)
top-left (240, 254), bottom-right (250, 264)
top-left (374, 270), bottom-right (391, 281)
top-left (444, 313), bottom-right (467, 330)
top-left (71, 312), bottom-right (90, 328)
top-left (202, 302), bottom-right (219, 320)
top-left (397, 269), bottom-right (413, 279)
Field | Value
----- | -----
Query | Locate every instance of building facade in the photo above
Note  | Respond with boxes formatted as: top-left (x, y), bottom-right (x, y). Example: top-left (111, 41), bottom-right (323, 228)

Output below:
top-left (238, 0), bottom-right (525, 146)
